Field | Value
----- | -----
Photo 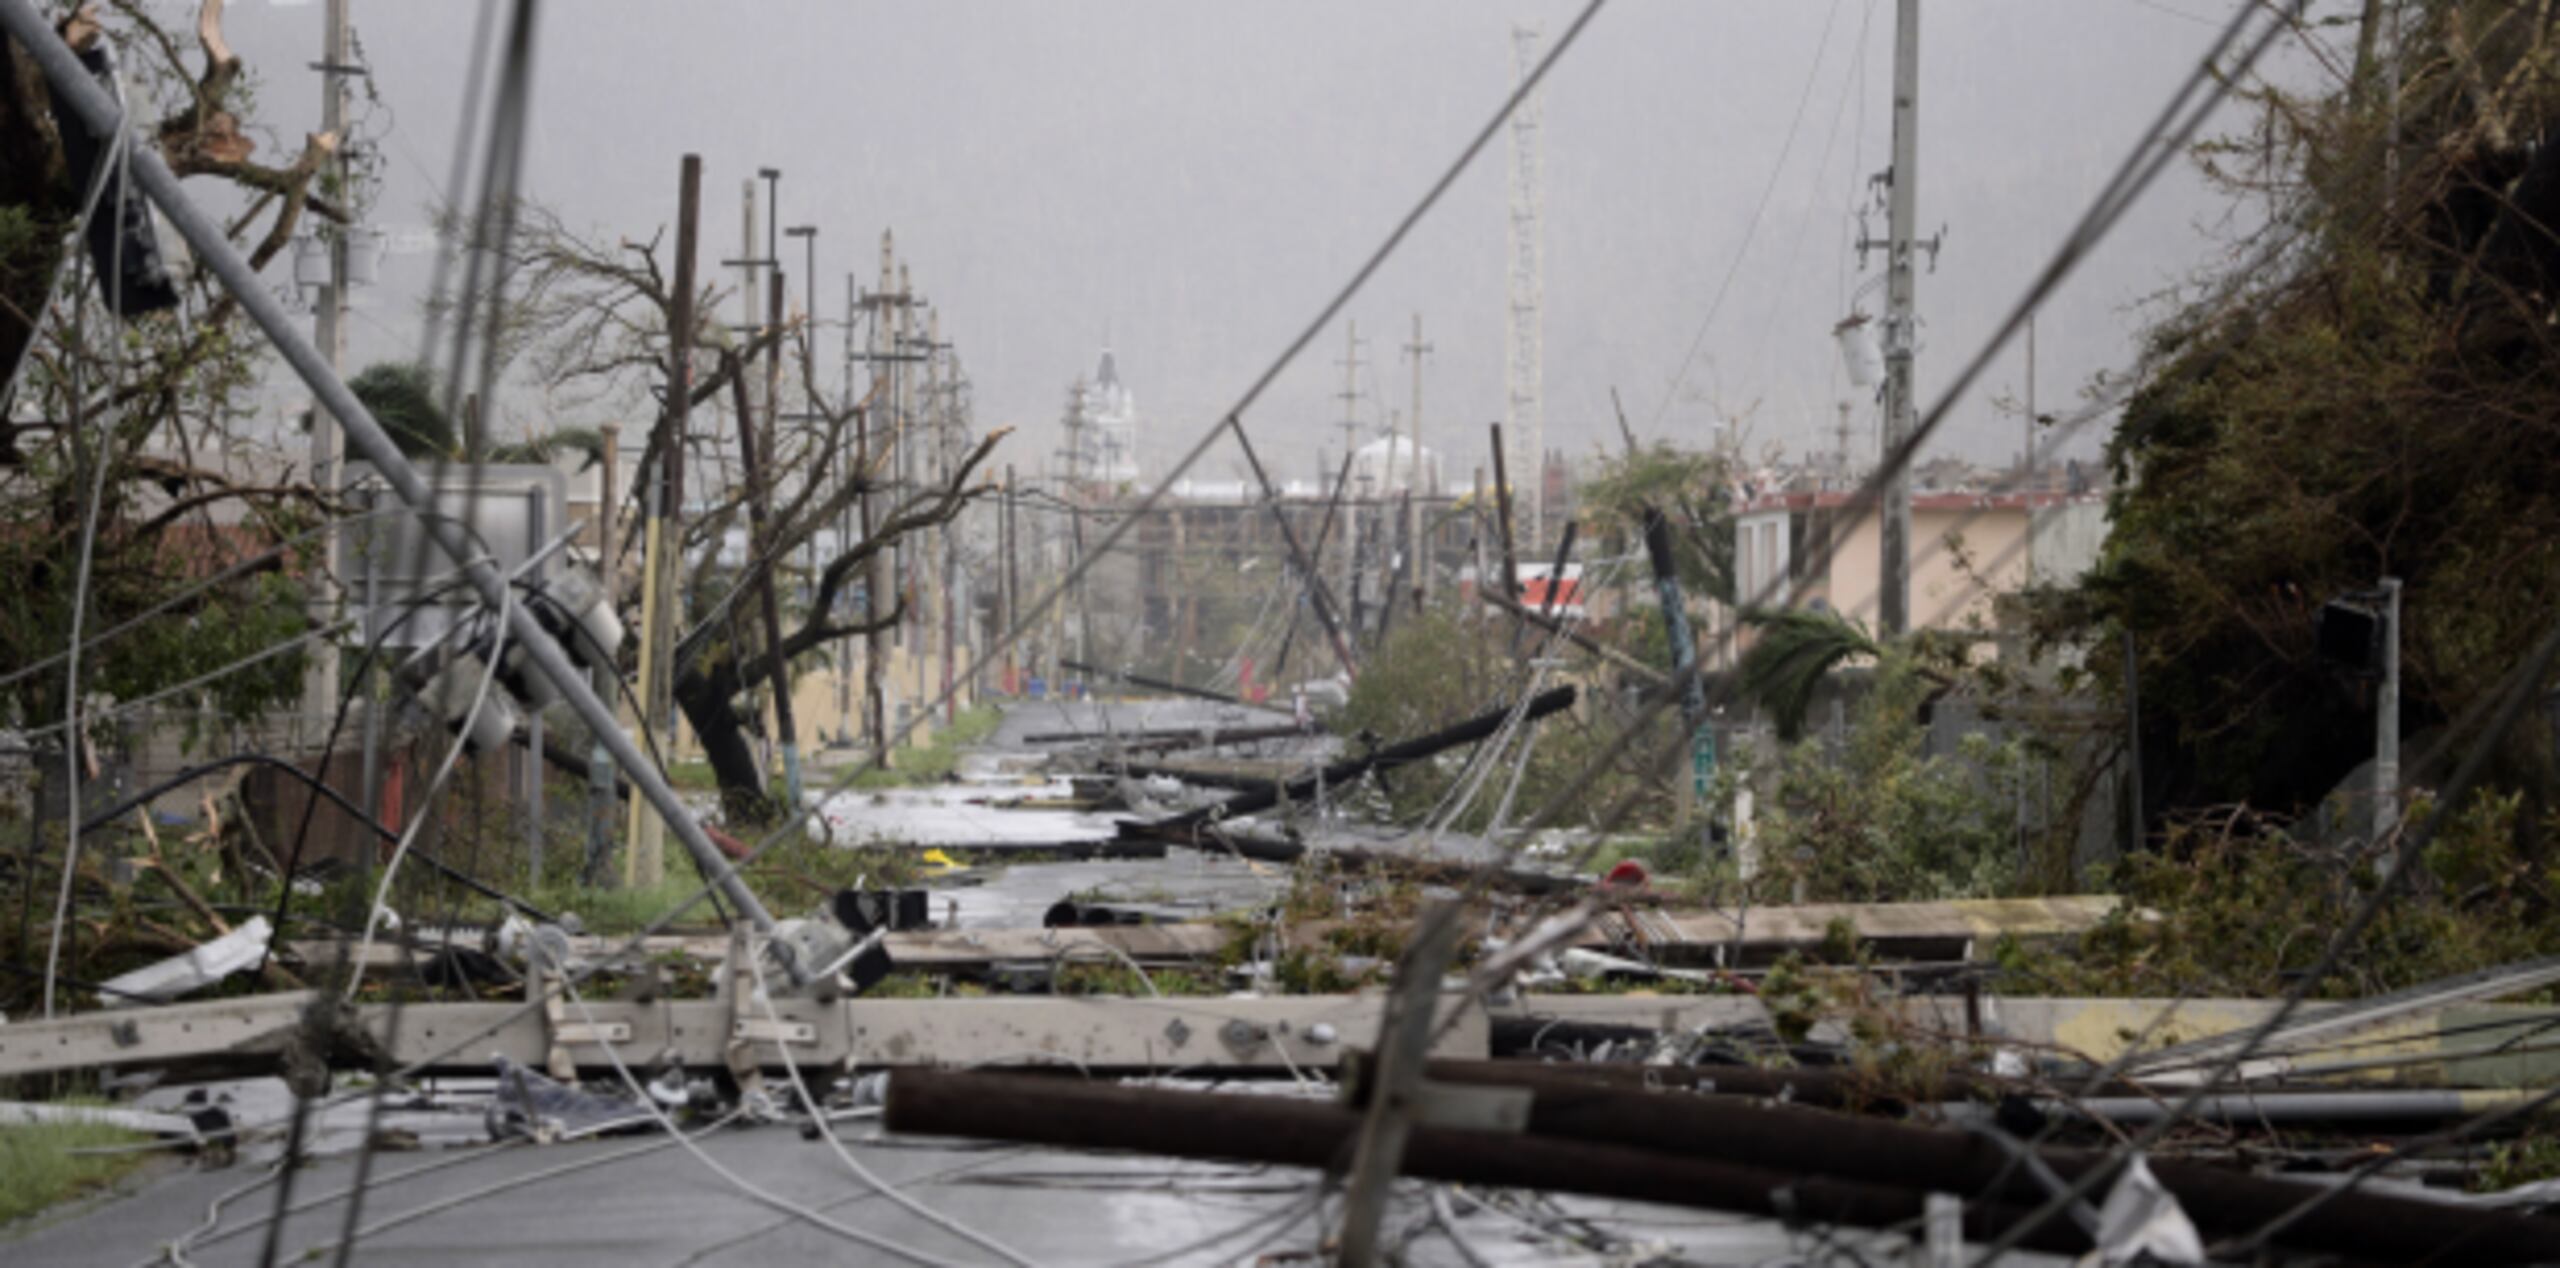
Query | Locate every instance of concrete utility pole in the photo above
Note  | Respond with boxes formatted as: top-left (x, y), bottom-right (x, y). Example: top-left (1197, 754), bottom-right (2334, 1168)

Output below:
top-left (930, 310), bottom-right (957, 725)
top-left (2022, 313), bottom-right (2036, 586)
top-left (1337, 320), bottom-right (1364, 627)
top-left (301, 0), bottom-right (352, 734)
top-left (862, 234), bottom-right (907, 763)
top-left (1404, 313), bottom-right (1432, 607)
top-left (1874, 0), bottom-right (1926, 635)
top-left (838, 267), bottom-right (858, 741)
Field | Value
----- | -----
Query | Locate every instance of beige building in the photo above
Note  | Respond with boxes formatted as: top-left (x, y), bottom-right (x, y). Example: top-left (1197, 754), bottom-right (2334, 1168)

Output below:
top-left (1731, 489), bottom-right (2108, 642)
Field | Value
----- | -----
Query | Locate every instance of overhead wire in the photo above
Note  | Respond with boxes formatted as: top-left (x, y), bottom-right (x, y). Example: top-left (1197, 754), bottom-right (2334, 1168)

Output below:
top-left (552, 976), bottom-right (976, 1267)
top-left (743, 946), bottom-right (1044, 1266)
top-left (1642, 0), bottom-right (1849, 436)
top-left (58, 0), bottom-right (1622, 1196)
top-left (306, 2), bottom-right (535, 1261)
top-left (43, 51), bottom-right (137, 1018)
top-left (1507, 0), bottom-right (2294, 861)
top-left (343, 576), bottom-right (513, 998)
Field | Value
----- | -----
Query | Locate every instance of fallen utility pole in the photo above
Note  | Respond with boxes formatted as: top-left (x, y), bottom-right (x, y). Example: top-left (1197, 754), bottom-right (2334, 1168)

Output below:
top-left (1480, 591), bottom-right (1668, 686)
top-left (1112, 761), bottom-right (1284, 793)
top-left (1140, 685), bottom-right (1577, 838)
top-left (1059, 658), bottom-right (1245, 707)
top-left (0, 14), bottom-right (775, 931)
top-left (1390, 1059), bottom-right (2560, 1265)
top-left (0, 991), bottom-right (1486, 1081)
top-left (1272, 446), bottom-right (1358, 679)
top-left (1229, 417), bottom-right (1357, 678)
top-left (1187, 825), bottom-right (1579, 895)
top-left (884, 1069), bottom-right (2085, 1256)
top-left (1398, 1056), bottom-right (2153, 1118)
top-left (1019, 722), bottom-right (1305, 748)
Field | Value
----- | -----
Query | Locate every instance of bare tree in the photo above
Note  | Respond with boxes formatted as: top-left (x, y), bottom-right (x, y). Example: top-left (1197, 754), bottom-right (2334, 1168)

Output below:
top-left (507, 206), bottom-right (1004, 821)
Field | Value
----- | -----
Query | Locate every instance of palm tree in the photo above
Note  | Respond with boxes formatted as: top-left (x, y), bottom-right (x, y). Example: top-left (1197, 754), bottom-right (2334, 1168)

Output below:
top-left (346, 362), bottom-right (455, 460)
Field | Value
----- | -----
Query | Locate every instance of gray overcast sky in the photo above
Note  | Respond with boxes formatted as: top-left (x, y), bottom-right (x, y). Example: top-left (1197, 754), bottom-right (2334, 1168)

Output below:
top-left (214, 0), bottom-right (2279, 485)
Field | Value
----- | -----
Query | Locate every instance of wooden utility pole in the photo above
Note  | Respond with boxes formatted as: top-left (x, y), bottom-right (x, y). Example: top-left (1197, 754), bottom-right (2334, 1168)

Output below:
top-left (747, 279), bottom-right (801, 808)
top-left (1490, 422), bottom-right (1522, 605)
top-left (626, 154), bottom-right (700, 888)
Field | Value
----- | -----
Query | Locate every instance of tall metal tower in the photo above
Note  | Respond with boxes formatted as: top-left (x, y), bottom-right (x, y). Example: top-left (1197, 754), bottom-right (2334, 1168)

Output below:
top-left (1505, 23), bottom-right (1547, 550)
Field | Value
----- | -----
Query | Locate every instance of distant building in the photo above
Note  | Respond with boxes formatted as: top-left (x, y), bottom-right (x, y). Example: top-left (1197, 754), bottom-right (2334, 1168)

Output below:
top-left (1349, 433), bottom-right (1441, 496)
top-left (1082, 348), bottom-right (1141, 485)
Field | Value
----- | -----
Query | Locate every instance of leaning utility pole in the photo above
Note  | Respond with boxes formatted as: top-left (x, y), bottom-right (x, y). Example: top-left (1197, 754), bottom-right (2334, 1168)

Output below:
top-left (1872, 0), bottom-right (1927, 635)
top-left (300, 0), bottom-right (352, 733)
top-left (625, 155), bottom-right (701, 889)
top-left (590, 422), bottom-right (620, 870)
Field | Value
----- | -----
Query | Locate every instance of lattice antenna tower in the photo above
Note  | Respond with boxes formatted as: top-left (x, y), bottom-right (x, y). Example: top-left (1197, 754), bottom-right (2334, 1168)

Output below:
top-left (1506, 21), bottom-right (1546, 549)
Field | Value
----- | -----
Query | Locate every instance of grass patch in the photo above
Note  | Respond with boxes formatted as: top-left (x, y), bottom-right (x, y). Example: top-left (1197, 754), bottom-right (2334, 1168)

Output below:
top-left (849, 704), bottom-right (1005, 790)
top-left (0, 1111), bottom-right (145, 1227)
top-left (665, 760), bottom-right (720, 791)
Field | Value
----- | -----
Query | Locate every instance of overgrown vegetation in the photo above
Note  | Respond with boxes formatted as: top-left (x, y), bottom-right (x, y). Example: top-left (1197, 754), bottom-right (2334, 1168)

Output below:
top-left (2000, 791), bottom-right (2560, 1000)
top-left (1335, 610), bottom-right (1677, 834)
top-left (1746, 657), bottom-right (2036, 904)
top-left (850, 704), bottom-right (1004, 789)
top-left (0, 1111), bottom-right (144, 1227)
top-left (2054, 3), bottom-right (2560, 837)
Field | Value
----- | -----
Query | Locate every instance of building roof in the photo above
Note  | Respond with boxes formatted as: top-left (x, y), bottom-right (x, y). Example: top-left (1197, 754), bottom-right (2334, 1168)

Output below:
top-left (1737, 488), bottom-right (2101, 517)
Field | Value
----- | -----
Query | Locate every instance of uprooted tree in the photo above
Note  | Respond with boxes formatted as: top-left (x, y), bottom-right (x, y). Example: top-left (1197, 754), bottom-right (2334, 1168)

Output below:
top-left (504, 203), bottom-right (1003, 823)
